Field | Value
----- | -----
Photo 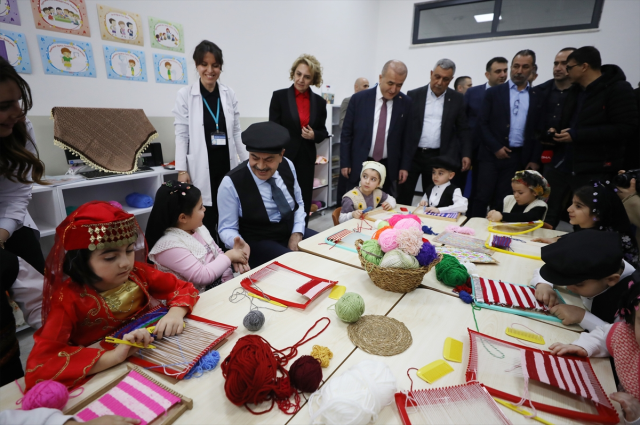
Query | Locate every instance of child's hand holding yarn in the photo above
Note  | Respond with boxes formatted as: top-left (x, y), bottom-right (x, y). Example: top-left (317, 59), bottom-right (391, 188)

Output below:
top-left (154, 306), bottom-right (188, 339)
top-left (424, 207), bottom-right (440, 213)
top-left (353, 210), bottom-right (363, 219)
top-left (549, 304), bottom-right (586, 326)
top-left (486, 210), bottom-right (503, 222)
top-left (381, 201), bottom-right (392, 211)
top-left (535, 283), bottom-right (559, 307)
top-left (610, 392), bottom-right (640, 423)
top-left (548, 343), bottom-right (588, 357)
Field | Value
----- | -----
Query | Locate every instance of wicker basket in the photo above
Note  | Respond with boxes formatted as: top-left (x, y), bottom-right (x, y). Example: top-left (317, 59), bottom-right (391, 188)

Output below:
top-left (355, 239), bottom-right (442, 293)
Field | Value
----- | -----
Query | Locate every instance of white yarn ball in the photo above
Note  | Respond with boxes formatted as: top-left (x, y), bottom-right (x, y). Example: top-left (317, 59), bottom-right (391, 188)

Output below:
top-left (462, 261), bottom-right (478, 276)
top-left (308, 361), bottom-right (396, 425)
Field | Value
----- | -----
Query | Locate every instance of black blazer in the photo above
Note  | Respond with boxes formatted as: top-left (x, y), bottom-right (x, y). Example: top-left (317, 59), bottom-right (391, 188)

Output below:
top-left (478, 82), bottom-right (542, 165)
top-left (407, 85), bottom-right (471, 160)
top-left (340, 86), bottom-right (413, 186)
top-left (464, 84), bottom-right (488, 152)
top-left (268, 85), bottom-right (328, 162)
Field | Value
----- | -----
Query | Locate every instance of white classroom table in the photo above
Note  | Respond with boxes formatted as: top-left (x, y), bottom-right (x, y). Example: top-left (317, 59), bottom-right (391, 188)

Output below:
top-left (0, 252), bottom-right (403, 425)
top-left (289, 289), bottom-right (622, 425)
top-left (299, 204), bottom-right (465, 270)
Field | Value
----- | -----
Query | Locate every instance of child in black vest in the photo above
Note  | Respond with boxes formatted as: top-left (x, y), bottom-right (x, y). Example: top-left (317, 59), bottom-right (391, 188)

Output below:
top-left (532, 230), bottom-right (638, 330)
top-left (340, 161), bottom-right (396, 223)
top-left (487, 170), bottom-right (550, 222)
top-left (417, 156), bottom-right (467, 214)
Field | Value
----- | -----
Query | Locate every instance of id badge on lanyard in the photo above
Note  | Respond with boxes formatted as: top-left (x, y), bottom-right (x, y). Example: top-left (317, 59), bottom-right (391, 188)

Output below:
top-left (203, 96), bottom-right (226, 146)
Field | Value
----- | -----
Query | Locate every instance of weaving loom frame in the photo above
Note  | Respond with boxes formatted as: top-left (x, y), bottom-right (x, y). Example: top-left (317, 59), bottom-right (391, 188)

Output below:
top-left (65, 365), bottom-right (193, 424)
top-left (465, 329), bottom-right (619, 424)
top-left (240, 261), bottom-right (337, 309)
top-left (488, 221), bottom-right (544, 236)
top-left (324, 229), bottom-right (371, 253)
top-left (484, 235), bottom-right (542, 260)
top-left (411, 207), bottom-right (460, 222)
top-left (471, 275), bottom-right (564, 323)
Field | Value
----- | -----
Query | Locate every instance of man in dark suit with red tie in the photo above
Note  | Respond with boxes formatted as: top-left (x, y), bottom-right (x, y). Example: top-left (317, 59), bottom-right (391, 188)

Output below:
top-left (339, 60), bottom-right (413, 198)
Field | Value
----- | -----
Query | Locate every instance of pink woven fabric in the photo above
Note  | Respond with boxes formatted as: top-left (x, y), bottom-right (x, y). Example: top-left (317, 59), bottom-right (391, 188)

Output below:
top-left (76, 371), bottom-right (180, 424)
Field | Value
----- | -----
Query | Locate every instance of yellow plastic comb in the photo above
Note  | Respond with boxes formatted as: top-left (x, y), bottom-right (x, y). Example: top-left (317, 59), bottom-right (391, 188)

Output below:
top-left (247, 292), bottom-right (287, 308)
top-left (328, 285), bottom-right (346, 300)
top-left (506, 327), bottom-right (545, 345)
top-left (443, 337), bottom-right (463, 363)
top-left (416, 360), bottom-right (454, 384)
top-left (104, 337), bottom-right (155, 349)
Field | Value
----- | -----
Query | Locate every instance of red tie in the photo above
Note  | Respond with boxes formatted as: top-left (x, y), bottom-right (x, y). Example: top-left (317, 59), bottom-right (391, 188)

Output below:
top-left (372, 99), bottom-right (387, 161)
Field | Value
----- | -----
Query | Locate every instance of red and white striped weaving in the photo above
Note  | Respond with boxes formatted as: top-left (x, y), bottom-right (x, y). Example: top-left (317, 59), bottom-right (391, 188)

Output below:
top-left (478, 277), bottom-right (548, 312)
top-left (327, 229), bottom-right (352, 243)
top-left (521, 350), bottom-right (601, 403)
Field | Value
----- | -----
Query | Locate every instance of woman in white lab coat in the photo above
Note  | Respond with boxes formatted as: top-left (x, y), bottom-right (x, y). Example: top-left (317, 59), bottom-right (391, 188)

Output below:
top-left (0, 57), bottom-right (45, 274)
top-left (172, 40), bottom-right (248, 240)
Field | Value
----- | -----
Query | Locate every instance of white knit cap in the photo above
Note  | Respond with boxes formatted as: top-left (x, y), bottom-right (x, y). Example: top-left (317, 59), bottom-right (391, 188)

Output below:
top-left (360, 161), bottom-right (386, 187)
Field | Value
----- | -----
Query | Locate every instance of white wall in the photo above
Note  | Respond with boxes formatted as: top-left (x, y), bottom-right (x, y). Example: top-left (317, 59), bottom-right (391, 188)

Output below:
top-left (373, 0), bottom-right (640, 92)
top-left (9, 0), bottom-right (380, 118)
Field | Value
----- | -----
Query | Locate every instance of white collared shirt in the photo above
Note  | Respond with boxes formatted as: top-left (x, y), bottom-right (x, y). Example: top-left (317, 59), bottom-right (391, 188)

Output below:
top-left (420, 181), bottom-right (468, 213)
top-left (418, 85), bottom-right (445, 149)
top-left (369, 85), bottom-right (393, 159)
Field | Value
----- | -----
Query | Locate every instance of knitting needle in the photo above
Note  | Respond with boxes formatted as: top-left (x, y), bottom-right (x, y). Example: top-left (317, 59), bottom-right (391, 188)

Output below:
top-left (493, 398), bottom-right (555, 425)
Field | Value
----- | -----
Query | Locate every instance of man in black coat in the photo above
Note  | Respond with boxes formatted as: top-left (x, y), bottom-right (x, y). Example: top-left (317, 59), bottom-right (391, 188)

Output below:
top-left (551, 46), bottom-right (639, 190)
top-left (397, 58), bottom-right (471, 205)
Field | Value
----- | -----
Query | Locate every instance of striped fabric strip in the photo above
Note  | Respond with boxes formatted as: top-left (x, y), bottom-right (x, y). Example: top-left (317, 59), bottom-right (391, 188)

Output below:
top-left (327, 229), bottom-right (352, 242)
top-left (76, 371), bottom-right (181, 425)
top-left (478, 278), bottom-right (548, 312)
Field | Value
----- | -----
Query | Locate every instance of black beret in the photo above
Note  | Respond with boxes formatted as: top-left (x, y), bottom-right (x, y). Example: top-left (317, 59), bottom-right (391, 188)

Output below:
top-left (539, 230), bottom-right (624, 286)
top-left (428, 156), bottom-right (459, 173)
top-left (241, 121), bottom-right (289, 154)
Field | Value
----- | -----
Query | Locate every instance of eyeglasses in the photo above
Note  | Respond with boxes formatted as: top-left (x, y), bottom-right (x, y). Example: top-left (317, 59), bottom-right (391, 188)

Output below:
top-left (565, 64), bottom-right (578, 72)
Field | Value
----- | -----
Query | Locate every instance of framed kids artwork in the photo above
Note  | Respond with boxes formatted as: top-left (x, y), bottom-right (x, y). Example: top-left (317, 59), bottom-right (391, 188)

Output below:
top-left (0, 29), bottom-right (31, 73)
top-left (96, 4), bottom-right (143, 46)
top-left (0, 0), bottom-right (20, 25)
top-left (153, 53), bottom-right (188, 85)
top-left (148, 16), bottom-right (184, 53)
top-left (37, 35), bottom-right (96, 77)
top-left (102, 45), bottom-right (147, 82)
top-left (30, 0), bottom-right (90, 36)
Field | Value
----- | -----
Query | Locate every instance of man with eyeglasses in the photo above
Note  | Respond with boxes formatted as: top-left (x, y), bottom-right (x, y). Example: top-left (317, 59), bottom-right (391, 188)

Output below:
top-left (470, 50), bottom-right (542, 217)
top-left (551, 46), bottom-right (638, 190)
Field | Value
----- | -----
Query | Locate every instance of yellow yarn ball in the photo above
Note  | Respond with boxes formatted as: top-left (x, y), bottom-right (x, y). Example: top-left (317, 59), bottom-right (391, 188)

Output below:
top-left (310, 345), bottom-right (333, 368)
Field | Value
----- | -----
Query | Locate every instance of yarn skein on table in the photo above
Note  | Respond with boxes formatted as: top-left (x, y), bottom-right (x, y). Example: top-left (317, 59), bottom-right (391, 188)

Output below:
top-left (416, 242), bottom-right (437, 267)
top-left (310, 345), bottom-right (333, 368)
top-left (435, 254), bottom-right (469, 287)
top-left (20, 381), bottom-right (70, 411)
top-left (243, 310), bottom-right (265, 331)
top-left (289, 355), bottom-right (323, 393)
top-left (334, 293), bottom-right (365, 323)
top-left (380, 249), bottom-right (419, 269)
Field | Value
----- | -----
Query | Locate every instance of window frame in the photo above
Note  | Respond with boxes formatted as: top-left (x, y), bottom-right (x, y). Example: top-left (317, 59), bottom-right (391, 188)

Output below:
top-left (412, 0), bottom-right (605, 45)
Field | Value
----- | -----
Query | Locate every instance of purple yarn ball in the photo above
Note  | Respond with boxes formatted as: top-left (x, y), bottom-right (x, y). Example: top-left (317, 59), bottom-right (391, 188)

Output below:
top-left (416, 241), bottom-right (437, 267)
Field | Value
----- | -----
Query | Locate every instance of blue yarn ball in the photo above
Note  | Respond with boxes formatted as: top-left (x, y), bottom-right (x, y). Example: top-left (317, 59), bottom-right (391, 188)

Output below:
top-left (422, 225), bottom-right (438, 235)
top-left (459, 290), bottom-right (473, 304)
top-left (416, 241), bottom-right (437, 267)
top-left (184, 350), bottom-right (220, 379)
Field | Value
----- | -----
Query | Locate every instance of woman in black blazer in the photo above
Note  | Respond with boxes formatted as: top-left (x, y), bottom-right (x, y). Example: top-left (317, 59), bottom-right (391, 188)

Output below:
top-left (269, 54), bottom-right (328, 219)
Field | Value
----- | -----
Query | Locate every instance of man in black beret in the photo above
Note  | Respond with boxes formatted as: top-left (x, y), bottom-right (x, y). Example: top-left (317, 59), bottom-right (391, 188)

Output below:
top-left (531, 230), bottom-right (638, 328)
top-left (217, 122), bottom-right (317, 269)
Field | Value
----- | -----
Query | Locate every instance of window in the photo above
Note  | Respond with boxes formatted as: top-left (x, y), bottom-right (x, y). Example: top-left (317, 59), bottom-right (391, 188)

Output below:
top-left (413, 0), bottom-right (604, 45)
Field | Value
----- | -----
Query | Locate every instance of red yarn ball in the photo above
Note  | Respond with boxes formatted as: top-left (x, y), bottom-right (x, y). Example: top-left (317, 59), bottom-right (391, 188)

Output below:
top-left (289, 355), bottom-right (322, 393)
top-left (21, 380), bottom-right (69, 411)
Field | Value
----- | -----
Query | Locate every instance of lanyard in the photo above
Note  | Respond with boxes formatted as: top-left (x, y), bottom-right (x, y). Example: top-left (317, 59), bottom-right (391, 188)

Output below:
top-left (202, 97), bottom-right (221, 131)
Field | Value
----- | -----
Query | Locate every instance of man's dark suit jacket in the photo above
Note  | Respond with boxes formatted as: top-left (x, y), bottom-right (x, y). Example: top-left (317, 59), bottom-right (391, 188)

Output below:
top-left (407, 85), bottom-right (471, 160)
top-left (340, 86), bottom-right (413, 186)
top-left (464, 84), bottom-right (487, 151)
top-left (478, 82), bottom-right (542, 166)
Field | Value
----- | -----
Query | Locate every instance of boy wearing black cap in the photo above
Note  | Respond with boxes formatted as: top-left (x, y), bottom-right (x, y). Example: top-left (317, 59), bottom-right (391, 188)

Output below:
top-left (417, 156), bottom-right (468, 214)
top-left (531, 230), bottom-right (638, 330)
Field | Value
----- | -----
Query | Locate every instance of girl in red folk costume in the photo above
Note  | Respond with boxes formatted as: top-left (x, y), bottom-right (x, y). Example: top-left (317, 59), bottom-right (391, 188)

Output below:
top-left (550, 278), bottom-right (640, 424)
top-left (25, 201), bottom-right (199, 390)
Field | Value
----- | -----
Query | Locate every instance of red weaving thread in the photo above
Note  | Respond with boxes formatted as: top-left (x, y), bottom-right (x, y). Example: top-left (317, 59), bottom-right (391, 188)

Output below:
top-left (221, 317), bottom-right (331, 415)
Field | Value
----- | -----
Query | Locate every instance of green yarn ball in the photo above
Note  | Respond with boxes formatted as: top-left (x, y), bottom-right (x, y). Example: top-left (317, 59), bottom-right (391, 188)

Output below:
top-left (377, 220), bottom-right (390, 229)
top-left (435, 254), bottom-right (469, 287)
top-left (335, 292), bottom-right (365, 323)
top-left (361, 239), bottom-right (383, 266)
top-left (380, 249), bottom-right (420, 269)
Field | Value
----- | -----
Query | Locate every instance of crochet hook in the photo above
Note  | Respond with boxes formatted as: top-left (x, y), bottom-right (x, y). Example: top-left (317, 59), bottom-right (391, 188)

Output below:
top-left (104, 336), bottom-right (156, 349)
top-left (247, 292), bottom-right (287, 308)
top-left (492, 398), bottom-right (554, 425)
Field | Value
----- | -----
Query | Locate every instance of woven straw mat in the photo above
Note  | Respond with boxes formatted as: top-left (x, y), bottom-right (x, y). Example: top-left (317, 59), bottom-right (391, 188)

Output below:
top-left (348, 315), bottom-right (412, 356)
top-left (52, 107), bottom-right (157, 173)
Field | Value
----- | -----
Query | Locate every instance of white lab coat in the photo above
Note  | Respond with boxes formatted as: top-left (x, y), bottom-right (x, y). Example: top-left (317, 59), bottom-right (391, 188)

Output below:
top-left (172, 80), bottom-right (249, 206)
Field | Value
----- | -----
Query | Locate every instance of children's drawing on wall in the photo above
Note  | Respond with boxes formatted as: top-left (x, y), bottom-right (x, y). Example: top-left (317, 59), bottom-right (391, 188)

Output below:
top-left (38, 35), bottom-right (96, 77)
top-left (0, 30), bottom-right (31, 73)
top-left (103, 45), bottom-right (147, 82)
top-left (148, 17), bottom-right (184, 53)
top-left (153, 54), bottom-right (187, 85)
top-left (0, 0), bottom-right (21, 25)
top-left (30, 0), bottom-right (90, 36)
top-left (97, 4), bottom-right (143, 46)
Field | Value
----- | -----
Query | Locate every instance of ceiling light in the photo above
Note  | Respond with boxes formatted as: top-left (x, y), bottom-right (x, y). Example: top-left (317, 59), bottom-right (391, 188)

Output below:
top-left (474, 13), bottom-right (501, 22)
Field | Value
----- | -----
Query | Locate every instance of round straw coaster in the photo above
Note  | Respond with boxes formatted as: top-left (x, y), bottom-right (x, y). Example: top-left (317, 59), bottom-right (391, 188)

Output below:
top-left (347, 315), bottom-right (412, 356)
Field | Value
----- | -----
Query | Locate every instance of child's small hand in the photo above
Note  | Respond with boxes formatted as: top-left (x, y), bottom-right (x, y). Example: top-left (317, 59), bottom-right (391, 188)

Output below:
top-left (224, 248), bottom-right (247, 264)
top-left (419, 200), bottom-right (427, 207)
top-left (352, 210), bottom-right (363, 219)
top-left (535, 283), bottom-right (559, 308)
top-left (381, 202), bottom-right (392, 211)
top-left (610, 392), bottom-right (640, 422)
top-left (486, 210), bottom-right (503, 221)
top-left (424, 207), bottom-right (440, 213)
top-left (113, 328), bottom-right (154, 362)
top-left (548, 343), bottom-right (588, 357)
top-left (531, 237), bottom-right (559, 244)
top-left (550, 304), bottom-right (586, 325)
top-left (154, 307), bottom-right (188, 339)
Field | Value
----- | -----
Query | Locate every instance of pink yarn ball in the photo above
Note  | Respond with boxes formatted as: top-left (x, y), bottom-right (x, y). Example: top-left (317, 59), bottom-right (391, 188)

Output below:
top-left (388, 214), bottom-right (421, 227)
top-left (444, 225), bottom-right (475, 235)
top-left (108, 200), bottom-right (123, 210)
top-left (22, 380), bottom-right (69, 411)
top-left (394, 218), bottom-right (421, 231)
top-left (396, 228), bottom-right (424, 256)
top-left (378, 229), bottom-right (398, 252)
